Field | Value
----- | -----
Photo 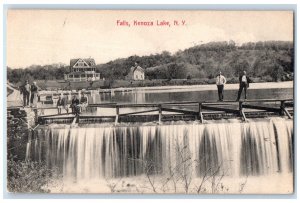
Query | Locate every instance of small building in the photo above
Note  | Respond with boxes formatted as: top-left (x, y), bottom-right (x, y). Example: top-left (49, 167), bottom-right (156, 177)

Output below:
top-left (127, 63), bottom-right (145, 80)
top-left (64, 58), bottom-right (100, 82)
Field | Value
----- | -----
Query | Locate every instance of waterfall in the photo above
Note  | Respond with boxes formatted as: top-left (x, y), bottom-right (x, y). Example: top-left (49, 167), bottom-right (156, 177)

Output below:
top-left (26, 118), bottom-right (293, 182)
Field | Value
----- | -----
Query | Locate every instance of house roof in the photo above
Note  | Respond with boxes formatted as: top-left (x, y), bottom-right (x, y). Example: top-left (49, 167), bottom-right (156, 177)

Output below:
top-left (130, 66), bottom-right (144, 73)
top-left (126, 66), bottom-right (145, 79)
top-left (70, 58), bottom-right (96, 67)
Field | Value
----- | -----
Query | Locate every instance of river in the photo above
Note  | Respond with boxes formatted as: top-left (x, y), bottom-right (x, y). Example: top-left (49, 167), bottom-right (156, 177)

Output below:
top-left (22, 82), bottom-right (295, 194)
top-left (35, 81), bottom-right (293, 117)
top-left (27, 117), bottom-right (293, 194)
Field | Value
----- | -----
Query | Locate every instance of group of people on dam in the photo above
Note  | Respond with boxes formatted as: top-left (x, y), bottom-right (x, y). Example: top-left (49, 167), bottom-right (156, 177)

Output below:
top-left (19, 80), bottom-right (39, 107)
top-left (19, 70), bottom-right (252, 115)
top-left (19, 80), bottom-right (88, 115)
top-left (216, 70), bottom-right (252, 101)
top-left (56, 93), bottom-right (88, 115)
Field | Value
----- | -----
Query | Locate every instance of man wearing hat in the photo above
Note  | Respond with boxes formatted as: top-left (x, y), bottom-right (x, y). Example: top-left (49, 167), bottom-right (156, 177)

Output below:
top-left (30, 81), bottom-right (38, 107)
top-left (236, 71), bottom-right (252, 101)
top-left (20, 80), bottom-right (31, 107)
top-left (71, 94), bottom-right (80, 115)
top-left (80, 92), bottom-right (88, 112)
top-left (216, 71), bottom-right (227, 101)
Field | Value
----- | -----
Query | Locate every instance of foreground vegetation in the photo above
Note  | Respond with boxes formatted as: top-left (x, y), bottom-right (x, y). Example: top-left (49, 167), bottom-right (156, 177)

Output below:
top-left (7, 157), bottom-right (61, 193)
top-left (7, 110), bottom-right (61, 193)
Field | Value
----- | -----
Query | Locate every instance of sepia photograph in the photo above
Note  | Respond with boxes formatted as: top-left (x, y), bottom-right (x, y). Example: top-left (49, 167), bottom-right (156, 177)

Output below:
top-left (6, 9), bottom-right (294, 194)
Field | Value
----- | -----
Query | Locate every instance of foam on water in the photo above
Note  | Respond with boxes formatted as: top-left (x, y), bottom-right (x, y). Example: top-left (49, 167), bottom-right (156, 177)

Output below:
top-left (26, 118), bottom-right (293, 193)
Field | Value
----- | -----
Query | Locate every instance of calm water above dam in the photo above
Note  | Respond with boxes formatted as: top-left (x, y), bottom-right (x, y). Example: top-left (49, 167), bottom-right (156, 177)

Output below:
top-left (90, 87), bottom-right (293, 104)
top-left (37, 83), bottom-right (293, 117)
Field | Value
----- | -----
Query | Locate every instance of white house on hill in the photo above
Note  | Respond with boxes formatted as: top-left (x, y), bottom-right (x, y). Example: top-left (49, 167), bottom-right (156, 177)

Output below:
top-left (127, 63), bottom-right (145, 80)
top-left (64, 58), bottom-right (100, 82)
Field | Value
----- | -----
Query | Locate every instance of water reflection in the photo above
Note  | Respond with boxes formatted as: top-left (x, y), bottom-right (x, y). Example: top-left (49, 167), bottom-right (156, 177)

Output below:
top-left (39, 87), bottom-right (293, 117)
top-left (94, 88), bottom-right (293, 104)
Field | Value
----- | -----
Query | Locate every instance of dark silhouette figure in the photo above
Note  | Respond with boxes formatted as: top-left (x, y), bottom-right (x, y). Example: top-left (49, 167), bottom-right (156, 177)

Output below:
top-left (236, 71), bottom-right (251, 101)
top-left (71, 95), bottom-right (80, 115)
top-left (20, 80), bottom-right (31, 107)
top-left (30, 81), bottom-right (38, 105)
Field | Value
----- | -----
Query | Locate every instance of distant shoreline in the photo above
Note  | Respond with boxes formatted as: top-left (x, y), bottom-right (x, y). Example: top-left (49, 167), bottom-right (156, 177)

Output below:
top-left (7, 81), bottom-right (293, 108)
top-left (11, 78), bottom-right (293, 92)
top-left (109, 81), bottom-right (294, 93)
top-left (33, 81), bottom-right (294, 95)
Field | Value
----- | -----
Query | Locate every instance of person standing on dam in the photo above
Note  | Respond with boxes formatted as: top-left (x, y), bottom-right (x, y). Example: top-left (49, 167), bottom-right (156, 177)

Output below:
top-left (30, 81), bottom-right (39, 107)
top-left (20, 80), bottom-right (31, 107)
top-left (236, 71), bottom-right (252, 101)
top-left (216, 71), bottom-right (227, 101)
top-left (57, 95), bottom-right (64, 114)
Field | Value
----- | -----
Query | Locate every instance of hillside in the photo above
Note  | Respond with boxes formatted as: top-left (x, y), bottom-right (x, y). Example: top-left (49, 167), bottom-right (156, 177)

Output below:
top-left (97, 41), bottom-right (294, 81)
top-left (7, 41), bottom-right (294, 85)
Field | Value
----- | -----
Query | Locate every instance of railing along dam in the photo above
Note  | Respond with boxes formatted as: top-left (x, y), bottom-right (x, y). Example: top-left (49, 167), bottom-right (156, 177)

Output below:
top-left (36, 99), bottom-right (293, 124)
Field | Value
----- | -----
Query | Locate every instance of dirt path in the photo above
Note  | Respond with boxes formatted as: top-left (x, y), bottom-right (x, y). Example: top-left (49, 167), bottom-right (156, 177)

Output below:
top-left (7, 83), bottom-right (23, 107)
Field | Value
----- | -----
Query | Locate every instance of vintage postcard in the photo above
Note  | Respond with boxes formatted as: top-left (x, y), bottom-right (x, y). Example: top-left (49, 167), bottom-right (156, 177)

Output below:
top-left (6, 10), bottom-right (294, 194)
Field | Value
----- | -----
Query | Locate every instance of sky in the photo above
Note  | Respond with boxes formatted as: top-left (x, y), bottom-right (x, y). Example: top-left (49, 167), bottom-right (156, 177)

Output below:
top-left (6, 10), bottom-right (294, 68)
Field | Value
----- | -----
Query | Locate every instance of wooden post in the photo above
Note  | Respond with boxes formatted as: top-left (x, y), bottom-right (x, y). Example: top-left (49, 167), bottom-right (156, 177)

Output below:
top-left (239, 101), bottom-right (247, 121)
top-left (33, 108), bottom-right (38, 125)
top-left (280, 101), bottom-right (292, 119)
top-left (239, 101), bottom-right (243, 112)
top-left (158, 104), bottom-right (162, 124)
top-left (115, 105), bottom-right (119, 125)
top-left (198, 102), bottom-right (204, 123)
top-left (71, 116), bottom-right (77, 126)
top-left (280, 101), bottom-right (285, 116)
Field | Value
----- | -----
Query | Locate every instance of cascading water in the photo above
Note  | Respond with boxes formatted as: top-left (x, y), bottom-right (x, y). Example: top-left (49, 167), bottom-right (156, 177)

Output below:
top-left (26, 118), bottom-right (293, 185)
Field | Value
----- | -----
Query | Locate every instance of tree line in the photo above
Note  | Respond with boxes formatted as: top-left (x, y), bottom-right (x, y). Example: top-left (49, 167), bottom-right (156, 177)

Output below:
top-left (7, 40), bottom-right (294, 84)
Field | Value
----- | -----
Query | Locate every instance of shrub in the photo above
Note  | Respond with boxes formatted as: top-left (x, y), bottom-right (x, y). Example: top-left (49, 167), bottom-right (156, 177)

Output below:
top-left (7, 157), bottom-right (61, 193)
top-left (227, 77), bottom-right (239, 84)
top-left (261, 75), bottom-right (274, 82)
top-left (207, 78), bottom-right (216, 84)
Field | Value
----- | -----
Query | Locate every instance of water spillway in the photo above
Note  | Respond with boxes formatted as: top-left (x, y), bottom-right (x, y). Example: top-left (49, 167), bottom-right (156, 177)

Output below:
top-left (26, 118), bottom-right (293, 182)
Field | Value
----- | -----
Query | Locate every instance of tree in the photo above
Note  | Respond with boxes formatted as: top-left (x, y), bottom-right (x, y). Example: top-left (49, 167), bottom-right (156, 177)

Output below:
top-left (7, 41), bottom-right (294, 83)
top-left (271, 64), bottom-right (285, 82)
